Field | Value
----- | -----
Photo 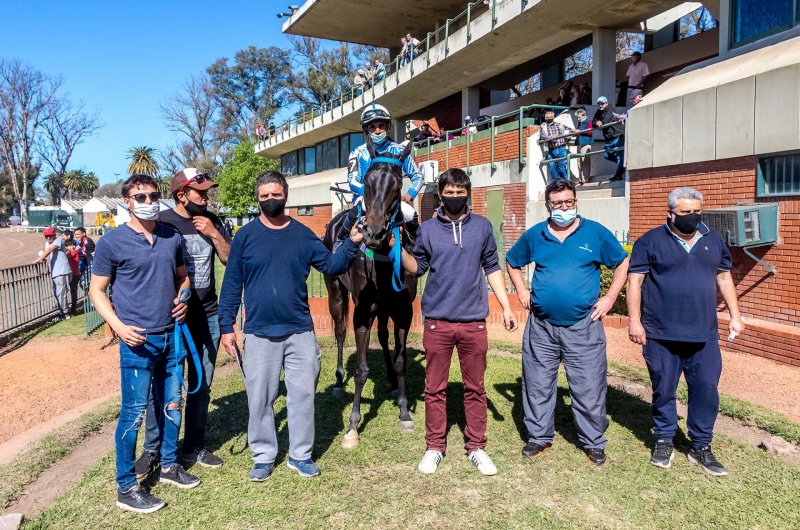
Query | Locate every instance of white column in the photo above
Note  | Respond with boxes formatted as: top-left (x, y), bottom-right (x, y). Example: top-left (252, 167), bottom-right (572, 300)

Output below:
top-left (592, 28), bottom-right (617, 104)
top-left (462, 86), bottom-right (480, 123)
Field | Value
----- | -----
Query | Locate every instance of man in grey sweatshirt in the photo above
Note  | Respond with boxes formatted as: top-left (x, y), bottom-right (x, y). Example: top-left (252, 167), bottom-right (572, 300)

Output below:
top-left (397, 168), bottom-right (518, 476)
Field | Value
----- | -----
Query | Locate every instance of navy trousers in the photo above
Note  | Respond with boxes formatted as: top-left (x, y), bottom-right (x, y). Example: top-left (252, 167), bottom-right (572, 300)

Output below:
top-left (642, 338), bottom-right (722, 449)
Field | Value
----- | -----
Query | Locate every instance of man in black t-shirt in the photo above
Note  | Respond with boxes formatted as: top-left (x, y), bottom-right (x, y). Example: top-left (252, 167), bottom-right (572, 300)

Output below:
top-left (136, 168), bottom-right (232, 478)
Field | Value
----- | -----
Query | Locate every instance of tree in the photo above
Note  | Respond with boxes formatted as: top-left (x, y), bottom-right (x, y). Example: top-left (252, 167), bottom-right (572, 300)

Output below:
top-left (43, 172), bottom-right (63, 203)
top-left (126, 146), bottom-right (159, 175)
top-left (216, 141), bottom-right (278, 216)
top-left (287, 37), bottom-right (352, 110)
top-left (37, 97), bottom-right (102, 203)
top-left (159, 74), bottom-right (225, 174)
top-left (95, 180), bottom-right (123, 198)
top-left (81, 171), bottom-right (99, 196)
top-left (353, 44), bottom-right (389, 66)
top-left (679, 7), bottom-right (717, 39)
top-left (62, 169), bottom-right (84, 199)
top-left (0, 59), bottom-right (62, 222)
top-left (206, 46), bottom-right (291, 143)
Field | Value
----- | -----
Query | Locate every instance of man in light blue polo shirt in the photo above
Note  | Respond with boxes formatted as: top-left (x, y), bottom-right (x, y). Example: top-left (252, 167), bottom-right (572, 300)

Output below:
top-left (507, 179), bottom-right (629, 466)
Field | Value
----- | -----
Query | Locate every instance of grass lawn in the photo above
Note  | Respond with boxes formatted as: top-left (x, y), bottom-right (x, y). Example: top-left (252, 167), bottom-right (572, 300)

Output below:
top-left (23, 341), bottom-right (800, 529)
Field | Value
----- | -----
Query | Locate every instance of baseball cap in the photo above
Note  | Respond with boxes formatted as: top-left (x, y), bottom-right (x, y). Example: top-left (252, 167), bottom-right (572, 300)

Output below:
top-left (43, 227), bottom-right (56, 237)
top-left (596, 96), bottom-right (608, 104)
top-left (630, 89), bottom-right (643, 99)
top-left (170, 168), bottom-right (217, 195)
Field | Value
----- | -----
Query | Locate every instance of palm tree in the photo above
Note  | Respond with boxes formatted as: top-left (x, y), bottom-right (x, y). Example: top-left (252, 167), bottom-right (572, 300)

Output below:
top-left (63, 170), bottom-right (86, 200)
top-left (43, 173), bottom-right (63, 205)
top-left (126, 146), bottom-right (159, 176)
top-left (156, 175), bottom-right (171, 196)
top-left (81, 171), bottom-right (100, 197)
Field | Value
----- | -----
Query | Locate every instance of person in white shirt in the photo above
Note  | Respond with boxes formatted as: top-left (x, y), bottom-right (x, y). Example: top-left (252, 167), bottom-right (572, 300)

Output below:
top-left (626, 52), bottom-right (649, 101)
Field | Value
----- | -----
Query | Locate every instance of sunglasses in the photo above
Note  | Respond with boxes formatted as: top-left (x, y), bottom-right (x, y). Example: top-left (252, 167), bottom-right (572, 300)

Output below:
top-left (362, 110), bottom-right (390, 122)
top-left (127, 191), bottom-right (161, 203)
top-left (179, 174), bottom-right (212, 195)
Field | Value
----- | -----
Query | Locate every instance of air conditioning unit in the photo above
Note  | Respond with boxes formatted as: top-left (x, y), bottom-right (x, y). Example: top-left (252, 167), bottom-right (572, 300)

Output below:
top-left (702, 203), bottom-right (778, 247)
top-left (418, 160), bottom-right (439, 184)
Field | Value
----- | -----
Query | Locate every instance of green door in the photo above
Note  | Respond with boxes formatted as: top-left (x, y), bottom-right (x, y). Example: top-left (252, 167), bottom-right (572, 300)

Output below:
top-left (486, 189), bottom-right (504, 252)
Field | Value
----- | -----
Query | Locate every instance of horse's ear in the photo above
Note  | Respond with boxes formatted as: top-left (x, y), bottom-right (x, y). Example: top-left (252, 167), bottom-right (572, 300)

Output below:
top-left (399, 140), bottom-right (413, 163)
top-left (366, 134), bottom-right (378, 160)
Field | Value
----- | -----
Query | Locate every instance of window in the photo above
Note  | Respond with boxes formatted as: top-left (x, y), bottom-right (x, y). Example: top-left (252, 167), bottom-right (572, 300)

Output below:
top-left (564, 46), bottom-right (592, 81)
top-left (304, 147), bottom-right (316, 175)
top-left (678, 7), bottom-right (717, 40)
top-left (731, 0), bottom-right (796, 47)
top-left (339, 134), bottom-right (350, 167)
top-left (321, 137), bottom-right (339, 171)
top-left (297, 206), bottom-right (314, 216)
top-left (350, 132), bottom-right (365, 151)
top-left (758, 153), bottom-right (800, 196)
top-left (280, 151), bottom-right (298, 178)
top-left (297, 149), bottom-right (305, 176)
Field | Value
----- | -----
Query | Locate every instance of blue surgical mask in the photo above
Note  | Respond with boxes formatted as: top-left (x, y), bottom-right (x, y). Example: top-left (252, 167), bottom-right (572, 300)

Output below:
top-left (551, 208), bottom-right (577, 227)
top-left (369, 131), bottom-right (387, 145)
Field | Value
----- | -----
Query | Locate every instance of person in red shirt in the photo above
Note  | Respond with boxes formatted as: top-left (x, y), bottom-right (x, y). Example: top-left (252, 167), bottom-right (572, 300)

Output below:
top-left (64, 238), bottom-right (82, 314)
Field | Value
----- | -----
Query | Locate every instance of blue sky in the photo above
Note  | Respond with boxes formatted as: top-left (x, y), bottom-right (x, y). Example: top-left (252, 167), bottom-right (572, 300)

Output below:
top-left (1, 0), bottom-right (292, 185)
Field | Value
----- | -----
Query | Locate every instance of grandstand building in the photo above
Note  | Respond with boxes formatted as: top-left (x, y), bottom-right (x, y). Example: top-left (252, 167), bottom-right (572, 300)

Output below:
top-left (257, 0), bottom-right (800, 366)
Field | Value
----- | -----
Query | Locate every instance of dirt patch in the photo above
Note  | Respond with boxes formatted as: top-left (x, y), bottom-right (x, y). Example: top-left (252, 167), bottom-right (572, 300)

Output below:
top-left (0, 335), bottom-right (119, 444)
top-left (0, 231), bottom-right (48, 269)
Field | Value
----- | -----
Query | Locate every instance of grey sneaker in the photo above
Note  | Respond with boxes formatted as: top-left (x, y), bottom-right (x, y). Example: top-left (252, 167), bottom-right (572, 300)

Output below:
top-left (688, 445), bottom-right (728, 476)
top-left (159, 463), bottom-right (201, 489)
top-left (287, 457), bottom-right (321, 478)
top-left (651, 439), bottom-right (675, 469)
top-left (249, 463), bottom-right (275, 482)
top-left (116, 485), bottom-right (165, 514)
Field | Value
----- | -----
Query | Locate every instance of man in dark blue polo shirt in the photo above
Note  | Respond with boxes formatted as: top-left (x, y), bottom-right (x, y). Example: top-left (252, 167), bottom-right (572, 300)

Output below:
top-left (90, 174), bottom-right (199, 514)
top-left (627, 187), bottom-right (744, 476)
top-left (507, 179), bottom-right (629, 466)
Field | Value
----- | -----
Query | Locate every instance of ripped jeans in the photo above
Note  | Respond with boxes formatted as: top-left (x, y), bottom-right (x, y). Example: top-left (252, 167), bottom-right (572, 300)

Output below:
top-left (115, 329), bottom-right (184, 491)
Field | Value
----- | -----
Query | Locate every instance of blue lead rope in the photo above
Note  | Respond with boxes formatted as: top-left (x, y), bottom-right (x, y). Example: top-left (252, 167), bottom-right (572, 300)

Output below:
top-left (174, 288), bottom-right (203, 395)
top-left (387, 204), bottom-right (405, 292)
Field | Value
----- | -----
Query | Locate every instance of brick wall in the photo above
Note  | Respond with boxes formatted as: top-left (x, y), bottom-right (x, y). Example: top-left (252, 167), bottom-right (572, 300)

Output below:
top-left (419, 125), bottom-right (538, 172)
top-left (629, 156), bottom-right (800, 366)
top-left (471, 183), bottom-right (528, 254)
top-left (287, 204), bottom-right (333, 236)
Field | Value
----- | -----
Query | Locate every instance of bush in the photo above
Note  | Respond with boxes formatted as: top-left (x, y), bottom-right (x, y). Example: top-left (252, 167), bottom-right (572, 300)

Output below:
top-left (600, 244), bottom-right (632, 316)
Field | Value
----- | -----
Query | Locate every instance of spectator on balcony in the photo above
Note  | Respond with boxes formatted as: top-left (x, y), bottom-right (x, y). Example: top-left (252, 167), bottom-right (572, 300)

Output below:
top-left (575, 108), bottom-right (593, 185)
top-left (578, 83), bottom-right (592, 105)
top-left (373, 59), bottom-right (386, 82)
top-left (614, 89), bottom-right (644, 123)
top-left (626, 51), bottom-right (649, 95)
top-left (539, 110), bottom-right (575, 181)
top-left (268, 122), bottom-right (276, 137)
top-left (354, 69), bottom-right (366, 96)
top-left (570, 85), bottom-right (581, 107)
top-left (593, 96), bottom-right (626, 181)
top-left (364, 62), bottom-right (374, 87)
top-left (414, 122), bottom-right (435, 146)
top-left (555, 87), bottom-right (571, 108)
top-left (401, 33), bottom-right (420, 67)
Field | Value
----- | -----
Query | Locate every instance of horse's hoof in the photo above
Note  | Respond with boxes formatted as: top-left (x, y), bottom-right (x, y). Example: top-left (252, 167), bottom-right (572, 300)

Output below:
top-left (332, 387), bottom-right (346, 398)
top-left (341, 430), bottom-right (360, 449)
top-left (390, 389), bottom-right (399, 399)
top-left (398, 420), bottom-right (415, 432)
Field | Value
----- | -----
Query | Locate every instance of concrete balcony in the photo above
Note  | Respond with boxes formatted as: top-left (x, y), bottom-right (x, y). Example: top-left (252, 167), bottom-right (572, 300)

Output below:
top-left (257, 0), bottom-right (687, 159)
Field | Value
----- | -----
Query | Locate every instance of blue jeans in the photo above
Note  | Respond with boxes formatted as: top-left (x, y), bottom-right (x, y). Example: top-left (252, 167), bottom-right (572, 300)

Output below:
top-left (545, 146), bottom-right (568, 181)
top-left (604, 135), bottom-right (626, 178)
top-left (144, 315), bottom-right (221, 454)
top-left (115, 329), bottom-right (183, 491)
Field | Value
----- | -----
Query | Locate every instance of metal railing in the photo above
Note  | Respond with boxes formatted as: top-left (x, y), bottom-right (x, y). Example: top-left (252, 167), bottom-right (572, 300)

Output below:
top-left (82, 265), bottom-right (105, 337)
top-left (258, 0), bottom-right (526, 146)
top-left (0, 262), bottom-right (87, 336)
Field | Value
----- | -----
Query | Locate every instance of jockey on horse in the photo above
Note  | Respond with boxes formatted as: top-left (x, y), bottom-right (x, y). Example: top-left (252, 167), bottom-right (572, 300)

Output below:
top-left (332, 103), bottom-right (423, 253)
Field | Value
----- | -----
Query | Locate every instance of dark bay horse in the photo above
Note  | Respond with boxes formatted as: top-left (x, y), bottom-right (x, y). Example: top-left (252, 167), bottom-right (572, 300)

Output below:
top-left (322, 139), bottom-right (418, 449)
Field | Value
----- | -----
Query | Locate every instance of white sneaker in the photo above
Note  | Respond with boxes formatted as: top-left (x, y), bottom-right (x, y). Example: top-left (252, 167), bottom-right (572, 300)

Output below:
top-left (468, 449), bottom-right (497, 476)
top-left (417, 450), bottom-right (443, 474)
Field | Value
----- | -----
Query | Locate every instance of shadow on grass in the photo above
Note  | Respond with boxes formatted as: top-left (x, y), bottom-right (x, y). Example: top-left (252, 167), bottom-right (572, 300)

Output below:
top-left (493, 376), bottom-right (692, 452)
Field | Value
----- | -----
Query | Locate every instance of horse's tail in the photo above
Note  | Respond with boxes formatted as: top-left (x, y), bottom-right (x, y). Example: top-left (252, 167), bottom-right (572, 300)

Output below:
top-left (323, 209), bottom-right (350, 251)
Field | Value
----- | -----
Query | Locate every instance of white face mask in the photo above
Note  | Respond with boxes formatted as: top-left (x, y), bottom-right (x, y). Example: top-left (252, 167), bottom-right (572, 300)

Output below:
top-left (132, 202), bottom-right (160, 221)
top-left (551, 208), bottom-right (577, 227)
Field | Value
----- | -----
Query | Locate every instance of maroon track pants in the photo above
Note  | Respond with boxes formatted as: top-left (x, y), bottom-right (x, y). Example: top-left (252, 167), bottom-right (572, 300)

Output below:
top-left (422, 318), bottom-right (489, 453)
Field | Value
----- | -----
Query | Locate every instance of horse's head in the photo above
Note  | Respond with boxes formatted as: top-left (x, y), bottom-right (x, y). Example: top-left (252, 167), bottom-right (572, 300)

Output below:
top-left (361, 137), bottom-right (413, 249)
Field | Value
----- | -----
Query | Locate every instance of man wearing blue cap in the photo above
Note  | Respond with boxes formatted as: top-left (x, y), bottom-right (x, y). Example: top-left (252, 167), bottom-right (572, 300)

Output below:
top-left (593, 97), bottom-right (626, 181)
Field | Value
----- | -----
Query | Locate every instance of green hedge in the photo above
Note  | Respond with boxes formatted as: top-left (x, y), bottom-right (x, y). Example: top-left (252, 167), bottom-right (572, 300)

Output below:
top-left (600, 244), bottom-right (632, 316)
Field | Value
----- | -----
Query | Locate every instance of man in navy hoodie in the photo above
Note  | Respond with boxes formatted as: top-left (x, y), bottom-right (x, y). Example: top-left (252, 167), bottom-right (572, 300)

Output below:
top-left (396, 168), bottom-right (518, 476)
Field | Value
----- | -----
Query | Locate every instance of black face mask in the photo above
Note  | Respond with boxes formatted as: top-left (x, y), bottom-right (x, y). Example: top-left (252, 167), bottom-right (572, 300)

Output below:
top-left (670, 212), bottom-right (701, 235)
top-left (183, 198), bottom-right (207, 217)
top-left (259, 198), bottom-right (286, 218)
top-left (441, 195), bottom-right (469, 216)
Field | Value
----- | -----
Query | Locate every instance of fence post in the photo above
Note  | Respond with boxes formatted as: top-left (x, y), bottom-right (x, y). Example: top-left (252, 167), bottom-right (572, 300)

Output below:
top-left (427, 137), bottom-right (431, 161)
top-left (426, 33), bottom-right (432, 66)
top-left (492, 0), bottom-right (497, 27)
top-left (490, 116), bottom-right (496, 170)
top-left (466, 2), bottom-right (472, 42)
top-left (445, 19), bottom-right (451, 56)
top-left (466, 129), bottom-right (472, 176)
top-left (519, 108), bottom-right (527, 167)
top-left (8, 268), bottom-right (17, 329)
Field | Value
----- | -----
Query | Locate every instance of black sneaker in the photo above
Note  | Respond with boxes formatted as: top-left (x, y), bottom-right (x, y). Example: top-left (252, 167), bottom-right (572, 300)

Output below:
top-left (116, 485), bottom-right (165, 514)
top-left (159, 463), bottom-right (201, 489)
top-left (650, 439), bottom-right (675, 469)
top-left (183, 448), bottom-right (223, 468)
top-left (584, 448), bottom-right (607, 466)
top-left (134, 450), bottom-right (159, 480)
top-left (687, 445), bottom-right (728, 476)
top-left (521, 442), bottom-right (552, 459)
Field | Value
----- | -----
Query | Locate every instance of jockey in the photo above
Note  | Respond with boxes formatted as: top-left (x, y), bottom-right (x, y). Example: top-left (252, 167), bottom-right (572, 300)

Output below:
top-left (333, 103), bottom-right (423, 253)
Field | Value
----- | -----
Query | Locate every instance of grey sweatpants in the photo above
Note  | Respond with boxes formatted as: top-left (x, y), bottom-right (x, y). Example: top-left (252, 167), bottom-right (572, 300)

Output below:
top-left (243, 331), bottom-right (321, 464)
top-left (521, 313), bottom-right (609, 449)
top-left (51, 273), bottom-right (70, 316)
